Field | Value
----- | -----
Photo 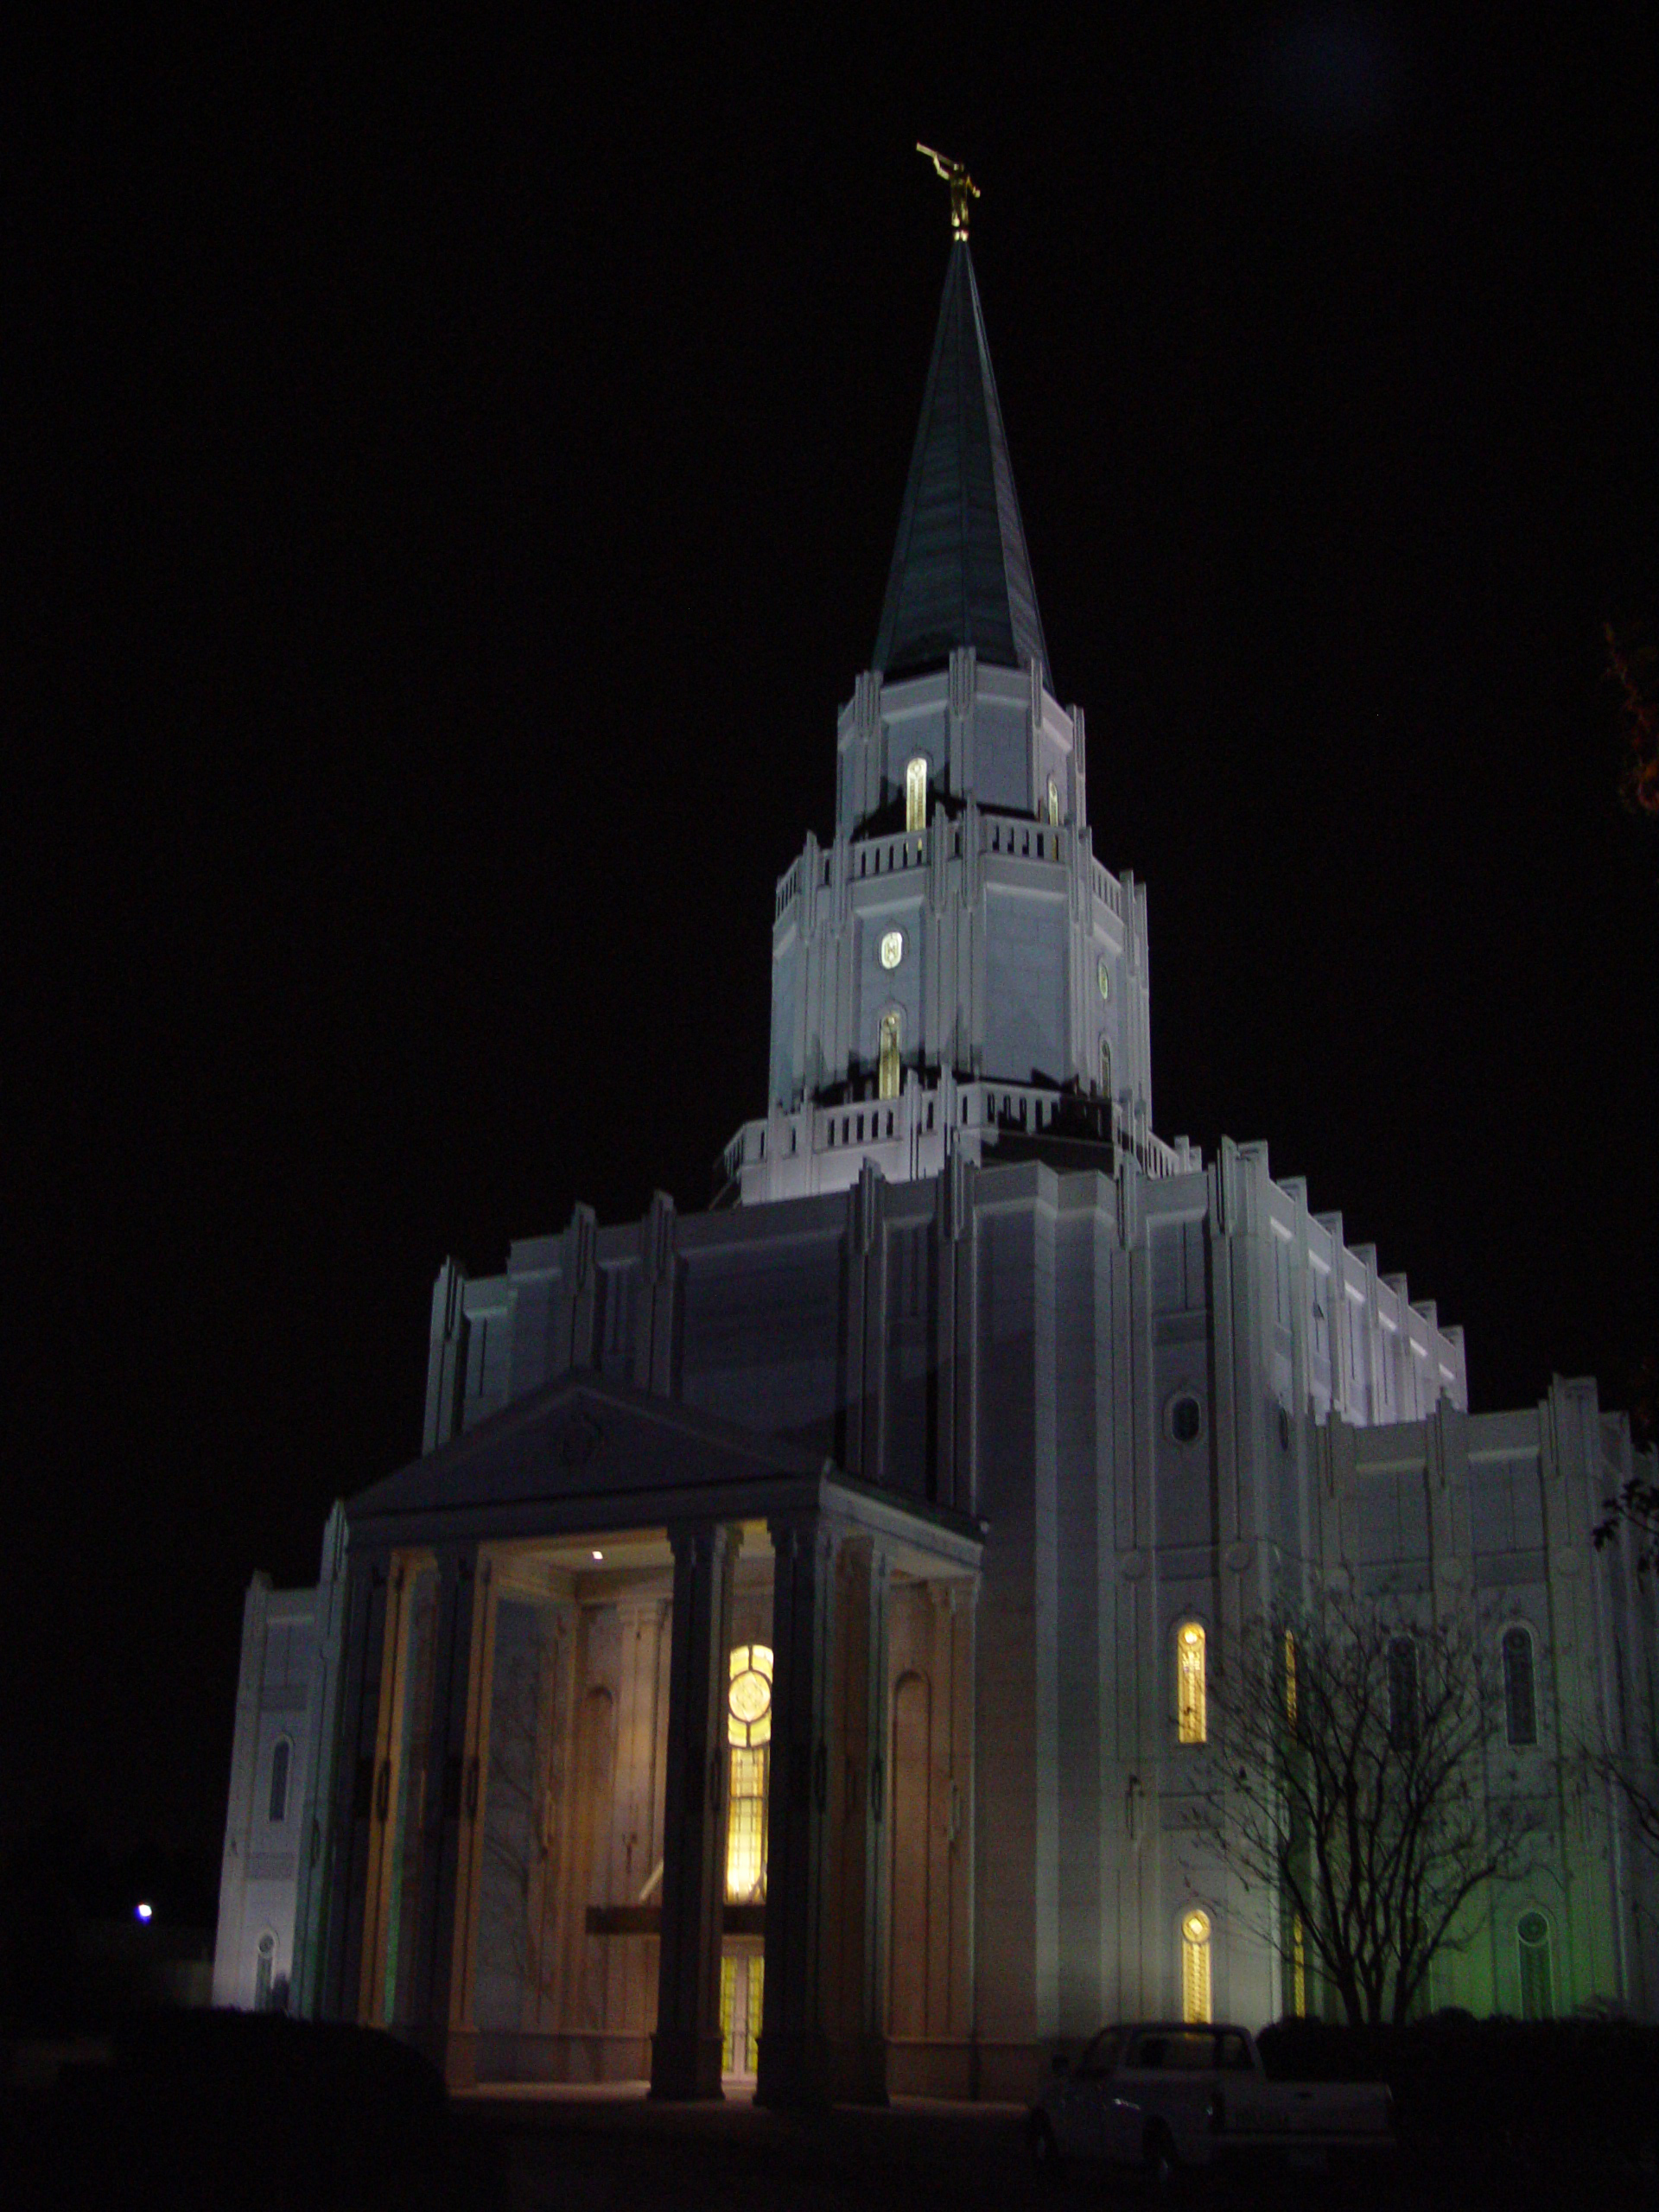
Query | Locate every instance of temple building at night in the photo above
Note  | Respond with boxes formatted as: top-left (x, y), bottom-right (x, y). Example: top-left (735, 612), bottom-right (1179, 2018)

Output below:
top-left (213, 223), bottom-right (1659, 2100)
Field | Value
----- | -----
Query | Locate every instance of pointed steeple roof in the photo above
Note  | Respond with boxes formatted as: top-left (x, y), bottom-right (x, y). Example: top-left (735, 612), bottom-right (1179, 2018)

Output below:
top-left (874, 242), bottom-right (1049, 683)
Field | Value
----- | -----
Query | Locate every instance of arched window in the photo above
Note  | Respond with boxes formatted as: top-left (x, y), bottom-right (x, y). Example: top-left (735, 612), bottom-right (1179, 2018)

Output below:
top-left (726, 1644), bottom-right (772, 1904)
top-left (1181, 1909), bottom-right (1212, 2024)
top-left (1046, 772), bottom-right (1060, 826)
top-left (1516, 1910), bottom-right (1553, 2018)
top-left (906, 756), bottom-right (928, 833)
top-left (878, 1009), bottom-right (901, 1101)
top-left (269, 1736), bottom-right (292, 1824)
top-left (1177, 1623), bottom-right (1206, 1745)
top-left (1100, 1038), bottom-right (1112, 1103)
top-left (1283, 1631), bottom-right (1299, 1732)
top-left (1503, 1626), bottom-right (1537, 1747)
top-left (1388, 1637), bottom-right (1418, 1752)
top-left (254, 1929), bottom-right (276, 2012)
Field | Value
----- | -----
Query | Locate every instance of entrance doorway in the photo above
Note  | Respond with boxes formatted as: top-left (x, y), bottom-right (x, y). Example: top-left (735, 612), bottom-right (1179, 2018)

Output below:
top-left (720, 1946), bottom-right (764, 2078)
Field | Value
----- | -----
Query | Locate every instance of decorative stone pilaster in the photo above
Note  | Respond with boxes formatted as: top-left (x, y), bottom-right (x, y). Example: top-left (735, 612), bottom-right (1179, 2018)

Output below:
top-left (650, 1522), bottom-right (736, 2101)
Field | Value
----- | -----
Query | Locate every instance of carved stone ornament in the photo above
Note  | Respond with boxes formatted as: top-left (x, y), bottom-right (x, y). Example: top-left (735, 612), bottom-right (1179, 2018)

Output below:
top-left (556, 1409), bottom-right (603, 1470)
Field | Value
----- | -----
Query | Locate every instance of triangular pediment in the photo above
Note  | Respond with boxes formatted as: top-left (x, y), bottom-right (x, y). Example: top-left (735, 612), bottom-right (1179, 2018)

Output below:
top-left (346, 1372), bottom-right (832, 1540)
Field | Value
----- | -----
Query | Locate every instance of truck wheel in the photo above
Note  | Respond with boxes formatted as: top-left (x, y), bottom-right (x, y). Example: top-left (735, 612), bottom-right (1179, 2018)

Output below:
top-left (1027, 2114), bottom-right (1064, 2178)
top-left (1143, 2124), bottom-right (1179, 2195)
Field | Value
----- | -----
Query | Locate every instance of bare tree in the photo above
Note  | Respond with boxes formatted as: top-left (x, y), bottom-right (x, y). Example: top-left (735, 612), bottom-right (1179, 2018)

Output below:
top-left (1205, 1594), bottom-right (1542, 2027)
top-left (1593, 1470), bottom-right (1659, 1579)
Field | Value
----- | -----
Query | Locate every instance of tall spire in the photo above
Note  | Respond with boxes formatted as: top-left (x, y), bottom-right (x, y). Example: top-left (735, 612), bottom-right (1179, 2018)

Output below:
top-left (873, 242), bottom-right (1049, 683)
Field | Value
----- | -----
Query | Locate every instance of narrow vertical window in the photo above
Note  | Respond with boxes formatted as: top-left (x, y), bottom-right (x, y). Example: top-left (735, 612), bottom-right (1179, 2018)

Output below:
top-left (1181, 1909), bottom-right (1212, 2024)
top-left (1503, 1627), bottom-right (1537, 1747)
top-left (1292, 1915), bottom-right (1306, 2018)
top-left (1100, 1039), bottom-right (1113, 1103)
top-left (254, 1930), bottom-right (276, 2012)
top-left (878, 1009), bottom-right (901, 1101)
top-left (1177, 1623), bottom-right (1206, 1745)
top-left (1516, 1911), bottom-right (1553, 2018)
top-left (726, 1645), bottom-right (772, 1904)
top-left (1283, 1631), bottom-right (1299, 1732)
top-left (269, 1736), bottom-right (291, 1823)
top-left (906, 755), bottom-right (928, 833)
top-left (719, 1954), bottom-right (737, 2073)
top-left (1388, 1637), bottom-right (1418, 1751)
top-left (747, 1956), bottom-right (765, 2074)
top-left (1046, 772), bottom-right (1060, 826)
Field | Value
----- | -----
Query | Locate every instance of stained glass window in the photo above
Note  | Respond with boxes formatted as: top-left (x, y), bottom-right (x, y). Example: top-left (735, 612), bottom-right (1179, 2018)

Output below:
top-left (1182, 1909), bottom-right (1211, 2024)
top-left (1177, 1624), bottom-right (1206, 1745)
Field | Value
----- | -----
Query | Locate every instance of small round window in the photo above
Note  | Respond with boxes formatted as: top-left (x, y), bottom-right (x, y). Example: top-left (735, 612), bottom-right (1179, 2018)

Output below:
top-left (1096, 956), bottom-right (1111, 1002)
top-left (1168, 1393), bottom-right (1204, 1446)
top-left (880, 930), bottom-right (904, 971)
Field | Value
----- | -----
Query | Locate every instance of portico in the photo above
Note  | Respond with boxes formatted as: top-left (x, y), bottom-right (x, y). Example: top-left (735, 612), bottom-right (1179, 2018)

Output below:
top-left (313, 1375), bottom-right (982, 2105)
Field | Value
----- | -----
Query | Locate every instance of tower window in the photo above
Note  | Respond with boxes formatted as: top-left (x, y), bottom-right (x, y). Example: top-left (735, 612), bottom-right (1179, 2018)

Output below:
top-left (906, 756), bottom-right (928, 833)
top-left (1176, 1623), bottom-right (1206, 1745)
top-left (1100, 1038), bottom-right (1113, 1102)
top-left (1046, 772), bottom-right (1060, 826)
top-left (269, 1736), bottom-right (292, 1824)
top-left (879, 1010), bottom-right (901, 1101)
top-left (1516, 1910), bottom-right (1553, 2019)
top-left (1181, 1909), bottom-right (1212, 2024)
top-left (1503, 1626), bottom-right (1537, 1747)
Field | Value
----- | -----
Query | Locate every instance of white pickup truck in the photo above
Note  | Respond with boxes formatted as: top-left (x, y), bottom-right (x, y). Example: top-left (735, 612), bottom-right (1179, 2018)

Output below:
top-left (1028, 2022), bottom-right (1394, 2184)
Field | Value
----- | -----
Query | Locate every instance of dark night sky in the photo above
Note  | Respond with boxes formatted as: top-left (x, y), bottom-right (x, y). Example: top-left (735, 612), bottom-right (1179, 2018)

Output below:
top-left (7, 12), bottom-right (1656, 1869)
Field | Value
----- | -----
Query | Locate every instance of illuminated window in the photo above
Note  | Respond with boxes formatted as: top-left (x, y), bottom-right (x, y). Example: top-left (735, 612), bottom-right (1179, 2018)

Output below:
top-left (1503, 1627), bottom-right (1537, 1747)
top-left (1292, 1915), bottom-right (1306, 2018)
top-left (1283, 1632), bottom-right (1298, 1732)
top-left (1046, 773), bottom-right (1060, 826)
top-left (879, 1009), bottom-right (901, 1100)
top-left (1096, 956), bottom-right (1111, 1002)
top-left (1516, 1910), bottom-right (1553, 2019)
top-left (879, 929), bottom-right (904, 970)
top-left (726, 1644), bottom-right (772, 1904)
top-left (1181, 1909), bottom-right (1211, 2024)
top-left (1388, 1637), bottom-right (1418, 1752)
top-left (269, 1737), bottom-right (291, 1824)
top-left (746, 1956), bottom-right (763, 2072)
top-left (906, 756), bottom-right (928, 833)
top-left (1177, 1623), bottom-right (1206, 1745)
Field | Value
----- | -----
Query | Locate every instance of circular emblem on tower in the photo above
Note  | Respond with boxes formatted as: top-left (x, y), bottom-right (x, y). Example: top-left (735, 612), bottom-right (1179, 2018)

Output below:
top-left (880, 930), bottom-right (904, 970)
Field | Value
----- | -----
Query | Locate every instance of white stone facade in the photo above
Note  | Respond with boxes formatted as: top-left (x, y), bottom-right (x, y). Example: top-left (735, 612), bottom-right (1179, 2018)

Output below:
top-left (214, 240), bottom-right (1658, 2091)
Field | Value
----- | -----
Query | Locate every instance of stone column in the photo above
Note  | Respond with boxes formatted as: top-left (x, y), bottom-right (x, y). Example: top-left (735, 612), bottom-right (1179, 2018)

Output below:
top-left (650, 1521), bottom-right (736, 2101)
top-left (405, 1543), bottom-right (481, 2068)
top-left (317, 1548), bottom-right (391, 2024)
top-left (758, 1515), bottom-right (891, 2107)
